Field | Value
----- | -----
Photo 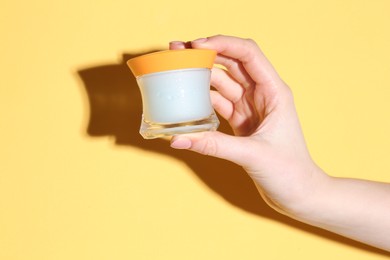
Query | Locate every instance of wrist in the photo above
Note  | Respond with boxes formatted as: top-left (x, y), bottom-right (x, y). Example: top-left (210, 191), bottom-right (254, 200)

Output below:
top-left (274, 164), bottom-right (332, 220)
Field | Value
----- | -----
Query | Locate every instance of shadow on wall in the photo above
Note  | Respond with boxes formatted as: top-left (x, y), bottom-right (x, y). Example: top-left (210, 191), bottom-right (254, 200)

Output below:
top-left (76, 52), bottom-right (390, 257)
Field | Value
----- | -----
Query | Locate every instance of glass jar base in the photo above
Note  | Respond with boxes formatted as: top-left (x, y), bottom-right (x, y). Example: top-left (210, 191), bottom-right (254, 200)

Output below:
top-left (139, 113), bottom-right (220, 139)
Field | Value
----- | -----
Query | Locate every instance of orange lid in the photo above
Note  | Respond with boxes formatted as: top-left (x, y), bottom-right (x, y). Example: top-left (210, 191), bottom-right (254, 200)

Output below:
top-left (127, 49), bottom-right (217, 77)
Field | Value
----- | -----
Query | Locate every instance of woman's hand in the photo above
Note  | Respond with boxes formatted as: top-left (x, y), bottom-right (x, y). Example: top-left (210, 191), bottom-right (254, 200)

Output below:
top-left (169, 35), bottom-right (326, 215)
top-left (169, 36), bottom-right (390, 252)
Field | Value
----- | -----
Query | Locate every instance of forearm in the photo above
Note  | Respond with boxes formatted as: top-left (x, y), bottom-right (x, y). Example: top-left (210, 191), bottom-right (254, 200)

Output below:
top-left (292, 170), bottom-right (390, 251)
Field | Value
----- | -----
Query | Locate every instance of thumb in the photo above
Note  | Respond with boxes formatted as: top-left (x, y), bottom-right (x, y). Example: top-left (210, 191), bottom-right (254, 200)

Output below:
top-left (170, 131), bottom-right (256, 167)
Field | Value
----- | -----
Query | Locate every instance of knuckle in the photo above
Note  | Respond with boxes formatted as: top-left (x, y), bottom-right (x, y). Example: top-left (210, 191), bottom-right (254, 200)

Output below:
top-left (283, 84), bottom-right (294, 100)
top-left (199, 137), bottom-right (218, 157)
top-left (243, 38), bottom-right (260, 61)
top-left (245, 38), bottom-right (258, 48)
top-left (223, 57), bottom-right (237, 71)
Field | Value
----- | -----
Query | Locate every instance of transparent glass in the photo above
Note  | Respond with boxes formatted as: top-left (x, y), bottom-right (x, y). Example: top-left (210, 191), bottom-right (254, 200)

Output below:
top-left (136, 68), bottom-right (219, 139)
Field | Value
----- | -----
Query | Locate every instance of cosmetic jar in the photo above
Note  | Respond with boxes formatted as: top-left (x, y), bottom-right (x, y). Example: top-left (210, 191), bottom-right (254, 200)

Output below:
top-left (127, 49), bottom-right (219, 139)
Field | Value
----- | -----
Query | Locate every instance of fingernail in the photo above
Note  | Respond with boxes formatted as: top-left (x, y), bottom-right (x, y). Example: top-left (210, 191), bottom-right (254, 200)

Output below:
top-left (170, 137), bottom-right (192, 149)
top-left (191, 38), bottom-right (208, 44)
top-left (169, 41), bottom-right (184, 45)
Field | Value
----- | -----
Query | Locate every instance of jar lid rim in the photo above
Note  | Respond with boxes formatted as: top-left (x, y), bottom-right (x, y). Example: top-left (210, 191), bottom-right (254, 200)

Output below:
top-left (127, 49), bottom-right (217, 77)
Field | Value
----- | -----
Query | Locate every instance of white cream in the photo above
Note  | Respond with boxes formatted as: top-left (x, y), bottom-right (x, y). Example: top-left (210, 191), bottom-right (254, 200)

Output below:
top-left (137, 68), bottom-right (213, 124)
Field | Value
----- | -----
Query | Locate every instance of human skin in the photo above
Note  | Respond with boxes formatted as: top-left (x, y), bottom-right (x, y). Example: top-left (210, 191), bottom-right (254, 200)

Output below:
top-left (169, 35), bottom-right (390, 251)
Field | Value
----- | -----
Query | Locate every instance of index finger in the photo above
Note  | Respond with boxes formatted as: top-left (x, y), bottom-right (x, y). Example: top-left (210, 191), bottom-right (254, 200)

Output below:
top-left (191, 35), bottom-right (282, 86)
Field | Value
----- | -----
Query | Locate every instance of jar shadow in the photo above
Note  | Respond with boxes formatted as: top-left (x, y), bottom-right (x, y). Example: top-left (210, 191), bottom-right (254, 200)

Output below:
top-left (75, 52), bottom-right (389, 257)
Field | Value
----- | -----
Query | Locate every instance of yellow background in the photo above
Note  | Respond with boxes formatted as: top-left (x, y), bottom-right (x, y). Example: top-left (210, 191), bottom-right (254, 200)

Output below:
top-left (1, 0), bottom-right (390, 259)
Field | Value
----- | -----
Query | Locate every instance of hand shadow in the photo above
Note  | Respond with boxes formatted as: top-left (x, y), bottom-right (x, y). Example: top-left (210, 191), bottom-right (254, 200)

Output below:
top-left (75, 52), bottom-right (389, 256)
